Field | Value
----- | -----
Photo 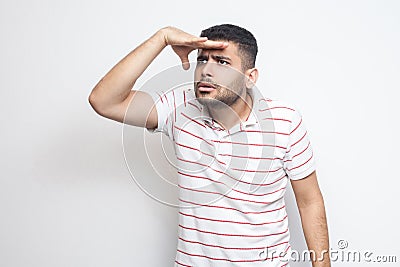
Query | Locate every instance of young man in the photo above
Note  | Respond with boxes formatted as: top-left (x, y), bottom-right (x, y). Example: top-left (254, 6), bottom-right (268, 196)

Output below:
top-left (88, 24), bottom-right (331, 267)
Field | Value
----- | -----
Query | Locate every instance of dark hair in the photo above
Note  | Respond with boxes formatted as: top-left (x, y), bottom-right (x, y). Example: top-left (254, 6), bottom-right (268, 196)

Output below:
top-left (200, 24), bottom-right (258, 70)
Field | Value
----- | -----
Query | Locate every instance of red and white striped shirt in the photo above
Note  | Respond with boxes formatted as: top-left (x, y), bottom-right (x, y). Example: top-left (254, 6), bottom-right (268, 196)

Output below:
top-left (147, 86), bottom-right (316, 267)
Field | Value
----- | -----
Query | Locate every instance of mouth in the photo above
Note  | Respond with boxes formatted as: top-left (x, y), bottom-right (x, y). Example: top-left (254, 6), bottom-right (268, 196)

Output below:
top-left (196, 81), bottom-right (216, 93)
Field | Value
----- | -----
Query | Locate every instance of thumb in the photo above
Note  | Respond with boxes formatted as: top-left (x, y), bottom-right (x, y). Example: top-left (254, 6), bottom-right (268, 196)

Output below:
top-left (179, 54), bottom-right (190, 70)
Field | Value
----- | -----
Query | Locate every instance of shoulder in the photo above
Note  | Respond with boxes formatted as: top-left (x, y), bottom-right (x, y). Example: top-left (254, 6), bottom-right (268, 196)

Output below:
top-left (146, 87), bottom-right (196, 107)
top-left (255, 97), bottom-right (309, 135)
top-left (256, 97), bottom-right (300, 118)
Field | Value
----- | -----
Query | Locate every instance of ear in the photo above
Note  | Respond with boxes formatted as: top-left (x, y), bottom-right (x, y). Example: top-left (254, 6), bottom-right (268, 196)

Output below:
top-left (245, 67), bottom-right (258, 88)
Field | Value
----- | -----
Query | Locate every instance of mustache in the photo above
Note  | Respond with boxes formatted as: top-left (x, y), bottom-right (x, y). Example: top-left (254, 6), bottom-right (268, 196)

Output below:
top-left (195, 78), bottom-right (220, 89)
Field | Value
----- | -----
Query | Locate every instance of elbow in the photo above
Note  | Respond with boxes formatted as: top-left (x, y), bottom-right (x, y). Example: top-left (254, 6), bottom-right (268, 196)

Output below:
top-left (88, 78), bottom-right (108, 113)
top-left (299, 195), bottom-right (326, 212)
top-left (88, 92), bottom-right (99, 111)
top-left (88, 91), bottom-right (107, 116)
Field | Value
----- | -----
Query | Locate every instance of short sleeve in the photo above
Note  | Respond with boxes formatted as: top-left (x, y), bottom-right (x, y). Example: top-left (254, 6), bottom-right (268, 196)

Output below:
top-left (146, 91), bottom-right (175, 137)
top-left (283, 108), bottom-right (316, 180)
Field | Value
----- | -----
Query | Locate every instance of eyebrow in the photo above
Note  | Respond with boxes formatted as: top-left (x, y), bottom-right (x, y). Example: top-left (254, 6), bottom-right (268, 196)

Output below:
top-left (214, 55), bottom-right (231, 61)
top-left (197, 54), bottom-right (232, 61)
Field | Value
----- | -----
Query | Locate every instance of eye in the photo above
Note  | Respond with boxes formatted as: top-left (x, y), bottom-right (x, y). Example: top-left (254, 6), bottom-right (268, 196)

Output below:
top-left (197, 58), bottom-right (207, 64)
top-left (218, 59), bottom-right (229, 65)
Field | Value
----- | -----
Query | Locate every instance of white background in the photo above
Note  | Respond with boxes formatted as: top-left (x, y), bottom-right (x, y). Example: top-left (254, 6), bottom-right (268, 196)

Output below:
top-left (1, 0), bottom-right (399, 266)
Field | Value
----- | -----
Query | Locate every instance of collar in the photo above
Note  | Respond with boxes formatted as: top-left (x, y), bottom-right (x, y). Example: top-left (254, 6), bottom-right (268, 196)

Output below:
top-left (198, 87), bottom-right (260, 133)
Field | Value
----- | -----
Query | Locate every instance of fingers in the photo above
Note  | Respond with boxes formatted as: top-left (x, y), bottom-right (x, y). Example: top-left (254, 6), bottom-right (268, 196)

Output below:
top-left (187, 37), bottom-right (228, 50)
top-left (194, 36), bottom-right (208, 42)
top-left (177, 39), bottom-right (228, 70)
top-left (198, 40), bottom-right (229, 49)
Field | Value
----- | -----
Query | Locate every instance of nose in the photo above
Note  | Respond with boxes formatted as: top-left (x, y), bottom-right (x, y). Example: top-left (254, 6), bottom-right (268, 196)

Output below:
top-left (200, 61), bottom-right (214, 78)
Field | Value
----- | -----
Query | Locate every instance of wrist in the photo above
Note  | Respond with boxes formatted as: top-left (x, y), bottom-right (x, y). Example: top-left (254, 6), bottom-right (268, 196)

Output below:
top-left (157, 26), bottom-right (171, 47)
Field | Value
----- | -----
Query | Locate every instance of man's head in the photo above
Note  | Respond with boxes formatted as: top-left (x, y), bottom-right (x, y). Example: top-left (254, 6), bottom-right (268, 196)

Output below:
top-left (200, 24), bottom-right (258, 71)
top-left (194, 24), bottom-right (258, 108)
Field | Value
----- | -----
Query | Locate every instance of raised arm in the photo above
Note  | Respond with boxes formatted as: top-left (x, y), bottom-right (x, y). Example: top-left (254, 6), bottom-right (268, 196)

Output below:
top-left (88, 26), bottom-right (227, 128)
top-left (291, 171), bottom-right (331, 267)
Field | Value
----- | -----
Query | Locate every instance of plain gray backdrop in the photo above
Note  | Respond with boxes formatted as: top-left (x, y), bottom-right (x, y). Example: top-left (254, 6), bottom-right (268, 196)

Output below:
top-left (1, 0), bottom-right (399, 266)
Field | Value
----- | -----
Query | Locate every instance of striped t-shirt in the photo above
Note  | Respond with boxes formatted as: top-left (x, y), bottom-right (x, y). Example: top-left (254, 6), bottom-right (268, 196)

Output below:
top-left (147, 86), bottom-right (316, 267)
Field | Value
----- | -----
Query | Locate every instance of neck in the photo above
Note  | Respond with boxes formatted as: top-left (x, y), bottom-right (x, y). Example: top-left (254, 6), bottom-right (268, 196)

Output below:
top-left (207, 89), bottom-right (253, 130)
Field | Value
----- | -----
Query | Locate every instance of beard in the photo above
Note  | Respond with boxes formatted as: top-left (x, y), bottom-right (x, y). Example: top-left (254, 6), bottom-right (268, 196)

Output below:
top-left (195, 77), bottom-right (246, 109)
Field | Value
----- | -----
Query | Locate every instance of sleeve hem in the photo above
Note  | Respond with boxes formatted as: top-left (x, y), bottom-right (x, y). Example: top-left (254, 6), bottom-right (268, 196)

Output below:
top-left (145, 91), bottom-right (165, 134)
top-left (287, 165), bottom-right (316, 180)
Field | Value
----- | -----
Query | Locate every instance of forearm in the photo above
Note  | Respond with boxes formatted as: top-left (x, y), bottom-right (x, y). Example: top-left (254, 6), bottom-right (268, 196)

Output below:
top-left (298, 200), bottom-right (331, 267)
top-left (89, 28), bottom-right (167, 108)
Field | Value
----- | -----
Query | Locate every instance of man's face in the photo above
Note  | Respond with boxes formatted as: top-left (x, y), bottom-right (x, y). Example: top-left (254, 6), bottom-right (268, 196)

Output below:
top-left (194, 42), bottom-right (247, 108)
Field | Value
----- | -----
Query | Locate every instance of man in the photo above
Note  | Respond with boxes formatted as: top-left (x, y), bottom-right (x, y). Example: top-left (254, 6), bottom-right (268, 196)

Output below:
top-left (88, 24), bottom-right (330, 267)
